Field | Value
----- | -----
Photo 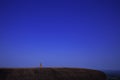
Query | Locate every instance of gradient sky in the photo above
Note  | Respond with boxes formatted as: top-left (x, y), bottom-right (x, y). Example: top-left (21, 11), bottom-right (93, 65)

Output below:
top-left (0, 0), bottom-right (120, 70)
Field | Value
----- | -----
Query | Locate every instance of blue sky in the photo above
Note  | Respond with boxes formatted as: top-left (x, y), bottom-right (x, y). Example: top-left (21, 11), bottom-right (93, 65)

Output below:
top-left (0, 0), bottom-right (120, 70)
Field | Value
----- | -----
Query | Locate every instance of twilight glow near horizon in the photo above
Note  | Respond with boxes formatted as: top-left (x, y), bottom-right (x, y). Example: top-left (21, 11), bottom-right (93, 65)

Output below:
top-left (0, 0), bottom-right (120, 70)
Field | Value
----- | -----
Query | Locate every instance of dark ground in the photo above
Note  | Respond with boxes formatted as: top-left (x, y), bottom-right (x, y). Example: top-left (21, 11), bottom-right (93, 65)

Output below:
top-left (0, 67), bottom-right (107, 80)
top-left (103, 70), bottom-right (120, 80)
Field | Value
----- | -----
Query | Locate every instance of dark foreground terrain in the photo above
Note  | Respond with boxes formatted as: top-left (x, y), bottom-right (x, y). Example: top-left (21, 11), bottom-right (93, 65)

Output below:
top-left (0, 67), bottom-right (107, 80)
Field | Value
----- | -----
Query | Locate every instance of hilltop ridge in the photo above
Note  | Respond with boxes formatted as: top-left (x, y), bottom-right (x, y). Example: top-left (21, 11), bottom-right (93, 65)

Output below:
top-left (0, 67), bottom-right (107, 80)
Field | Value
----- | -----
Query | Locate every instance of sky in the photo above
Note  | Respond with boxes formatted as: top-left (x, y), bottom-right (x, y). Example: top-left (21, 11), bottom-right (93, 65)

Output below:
top-left (0, 0), bottom-right (120, 70)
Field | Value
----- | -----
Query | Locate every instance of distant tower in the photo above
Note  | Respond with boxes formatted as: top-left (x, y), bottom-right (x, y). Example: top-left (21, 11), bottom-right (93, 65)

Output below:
top-left (40, 63), bottom-right (42, 69)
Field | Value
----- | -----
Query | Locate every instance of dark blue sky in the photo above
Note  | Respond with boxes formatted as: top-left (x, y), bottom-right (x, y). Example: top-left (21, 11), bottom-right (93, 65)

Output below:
top-left (0, 0), bottom-right (120, 70)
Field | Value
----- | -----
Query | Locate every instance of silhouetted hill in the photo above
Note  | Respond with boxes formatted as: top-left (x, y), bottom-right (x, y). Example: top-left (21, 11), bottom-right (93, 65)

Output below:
top-left (0, 67), bottom-right (107, 80)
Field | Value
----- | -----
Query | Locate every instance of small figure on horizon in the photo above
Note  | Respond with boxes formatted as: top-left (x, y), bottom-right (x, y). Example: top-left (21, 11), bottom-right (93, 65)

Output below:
top-left (40, 63), bottom-right (42, 69)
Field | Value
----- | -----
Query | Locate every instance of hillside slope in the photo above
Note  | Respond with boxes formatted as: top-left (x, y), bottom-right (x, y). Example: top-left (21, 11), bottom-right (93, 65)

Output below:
top-left (0, 68), bottom-right (107, 80)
